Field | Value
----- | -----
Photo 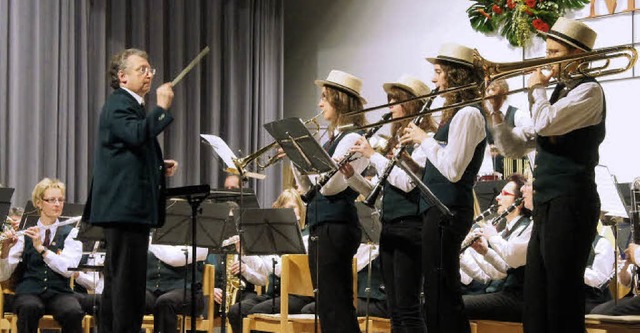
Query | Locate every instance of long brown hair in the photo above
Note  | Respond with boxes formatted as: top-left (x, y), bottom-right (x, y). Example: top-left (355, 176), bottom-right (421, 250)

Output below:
top-left (383, 87), bottom-right (437, 155)
top-left (323, 86), bottom-right (366, 139)
top-left (437, 62), bottom-right (483, 125)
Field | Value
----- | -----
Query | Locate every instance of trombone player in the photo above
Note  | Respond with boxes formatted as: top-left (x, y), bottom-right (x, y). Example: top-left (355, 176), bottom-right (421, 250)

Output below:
top-left (489, 17), bottom-right (605, 333)
top-left (399, 43), bottom-right (487, 333)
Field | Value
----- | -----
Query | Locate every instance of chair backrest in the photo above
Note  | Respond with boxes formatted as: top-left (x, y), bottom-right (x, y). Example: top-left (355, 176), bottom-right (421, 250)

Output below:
top-left (281, 254), bottom-right (313, 298)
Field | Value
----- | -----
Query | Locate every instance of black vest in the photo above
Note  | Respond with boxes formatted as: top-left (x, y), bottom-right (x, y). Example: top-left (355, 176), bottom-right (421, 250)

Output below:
top-left (381, 146), bottom-right (422, 222)
top-left (16, 225), bottom-right (74, 295)
top-left (419, 107), bottom-right (487, 212)
top-left (584, 235), bottom-right (613, 303)
top-left (146, 251), bottom-right (204, 292)
top-left (306, 132), bottom-right (361, 227)
top-left (533, 77), bottom-right (606, 204)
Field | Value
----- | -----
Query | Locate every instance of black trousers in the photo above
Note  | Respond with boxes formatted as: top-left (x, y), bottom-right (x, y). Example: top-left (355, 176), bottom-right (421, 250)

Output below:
top-left (591, 295), bottom-right (640, 315)
top-left (301, 298), bottom-right (388, 318)
top-left (523, 195), bottom-right (599, 333)
top-left (308, 222), bottom-right (361, 333)
top-left (463, 289), bottom-right (523, 322)
top-left (422, 206), bottom-right (473, 333)
top-left (145, 288), bottom-right (204, 333)
top-left (13, 292), bottom-right (84, 333)
top-left (100, 223), bottom-right (150, 333)
top-left (379, 217), bottom-right (425, 333)
top-left (228, 294), bottom-right (314, 333)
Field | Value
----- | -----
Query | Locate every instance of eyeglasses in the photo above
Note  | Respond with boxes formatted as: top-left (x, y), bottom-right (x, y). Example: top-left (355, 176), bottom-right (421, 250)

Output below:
top-left (500, 190), bottom-right (515, 197)
top-left (42, 198), bottom-right (65, 204)
top-left (135, 67), bottom-right (156, 76)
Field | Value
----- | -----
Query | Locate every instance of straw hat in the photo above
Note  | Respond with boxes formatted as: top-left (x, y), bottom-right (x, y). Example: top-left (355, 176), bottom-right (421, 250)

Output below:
top-left (543, 17), bottom-right (597, 51)
top-left (426, 43), bottom-right (476, 68)
top-left (315, 70), bottom-right (367, 104)
top-left (382, 74), bottom-right (431, 100)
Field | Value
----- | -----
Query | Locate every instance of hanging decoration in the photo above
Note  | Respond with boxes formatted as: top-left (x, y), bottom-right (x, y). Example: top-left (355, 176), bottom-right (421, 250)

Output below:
top-left (467, 0), bottom-right (589, 47)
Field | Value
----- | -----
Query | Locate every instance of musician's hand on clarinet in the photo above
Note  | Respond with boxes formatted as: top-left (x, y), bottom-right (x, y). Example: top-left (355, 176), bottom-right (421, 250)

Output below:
top-left (481, 224), bottom-right (498, 238)
top-left (164, 159), bottom-right (179, 177)
top-left (350, 137), bottom-right (375, 158)
top-left (338, 162), bottom-right (355, 179)
top-left (470, 235), bottom-right (489, 255)
top-left (156, 82), bottom-right (175, 110)
top-left (400, 123), bottom-right (429, 145)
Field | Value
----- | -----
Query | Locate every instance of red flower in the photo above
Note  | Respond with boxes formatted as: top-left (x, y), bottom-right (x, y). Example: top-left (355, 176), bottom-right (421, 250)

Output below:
top-left (525, 0), bottom-right (537, 8)
top-left (492, 4), bottom-right (503, 14)
top-left (506, 0), bottom-right (516, 9)
top-left (532, 18), bottom-right (549, 32)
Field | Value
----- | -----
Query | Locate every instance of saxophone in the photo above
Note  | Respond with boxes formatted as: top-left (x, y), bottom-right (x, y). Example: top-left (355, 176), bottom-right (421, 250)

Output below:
top-left (220, 236), bottom-right (245, 314)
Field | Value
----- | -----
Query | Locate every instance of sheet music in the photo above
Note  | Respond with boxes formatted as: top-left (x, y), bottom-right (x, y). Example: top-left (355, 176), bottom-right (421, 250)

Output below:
top-left (200, 134), bottom-right (238, 171)
top-left (595, 165), bottom-right (629, 218)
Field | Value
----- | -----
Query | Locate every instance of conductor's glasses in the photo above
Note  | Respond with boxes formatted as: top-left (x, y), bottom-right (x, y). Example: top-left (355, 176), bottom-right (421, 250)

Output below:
top-left (136, 66), bottom-right (156, 76)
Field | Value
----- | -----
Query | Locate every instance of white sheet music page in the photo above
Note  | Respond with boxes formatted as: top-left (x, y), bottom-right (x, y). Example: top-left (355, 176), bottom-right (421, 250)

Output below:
top-left (595, 165), bottom-right (629, 218)
top-left (200, 134), bottom-right (238, 171)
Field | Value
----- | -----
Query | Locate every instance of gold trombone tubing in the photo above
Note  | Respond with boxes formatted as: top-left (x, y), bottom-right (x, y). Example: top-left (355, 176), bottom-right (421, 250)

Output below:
top-left (343, 44), bottom-right (637, 130)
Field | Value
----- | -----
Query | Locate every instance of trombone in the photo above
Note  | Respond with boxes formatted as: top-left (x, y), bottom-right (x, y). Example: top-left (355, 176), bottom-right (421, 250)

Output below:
top-left (341, 44), bottom-right (637, 129)
top-left (232, 112), bottom-right (325, 173)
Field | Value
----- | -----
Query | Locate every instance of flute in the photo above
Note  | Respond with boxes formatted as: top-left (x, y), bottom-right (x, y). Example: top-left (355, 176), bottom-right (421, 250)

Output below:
top-left (0, 216), bottom-right (82, 242)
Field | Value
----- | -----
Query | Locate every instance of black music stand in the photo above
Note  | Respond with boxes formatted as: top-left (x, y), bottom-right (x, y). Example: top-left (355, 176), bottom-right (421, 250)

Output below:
top-left (264, 117), bottom-right (336, 175)
top-left (208, 188), bottom-right (261, 209)
top-left (236, 208), bottom-right (306, 256)
top-left (0, 188), bottom-right (14, 223)
top-left (157, 185), bottom-right (216, 333)
top-left (356, 202), bottom-right (382, 333)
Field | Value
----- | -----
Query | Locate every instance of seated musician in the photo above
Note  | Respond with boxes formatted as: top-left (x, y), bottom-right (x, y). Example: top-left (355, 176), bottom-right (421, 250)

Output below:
top-left (0, 178), bottom-right (84, 333)
top-left (583, 231), bottom-right (615, 313)
top-left (227, 189), bottom-right (312, 333)
top-left (590, 241), bottom-right (640, 315)
top-left (144, 239), bottom-right (208, 333)
top-left (462, 174), bottom-right (532, 322)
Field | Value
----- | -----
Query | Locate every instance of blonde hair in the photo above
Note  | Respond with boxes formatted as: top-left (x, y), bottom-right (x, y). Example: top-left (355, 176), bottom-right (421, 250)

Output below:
top-left (31, 178), bottom-right (65, 213)
top-left (272, 188), bottom-right (306, 229)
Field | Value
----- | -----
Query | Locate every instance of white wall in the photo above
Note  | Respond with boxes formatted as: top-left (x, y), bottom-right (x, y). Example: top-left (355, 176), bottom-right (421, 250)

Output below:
top-left (284, 0), bottom-right (640, 182)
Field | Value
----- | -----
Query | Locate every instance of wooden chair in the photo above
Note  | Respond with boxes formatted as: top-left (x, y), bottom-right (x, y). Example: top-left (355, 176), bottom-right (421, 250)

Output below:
top-left (243, 254), bottom-right (358, 333)
top-left (472, 320), bottom-right (523, 333)
top-left (358, 316), bottom-right (391, 333)
top-left (0, 290), bottom-right (14, 333)
top-left (142, 264), bottom-right (218, 333)
top-left (585, 314), bottom-right (640, 333)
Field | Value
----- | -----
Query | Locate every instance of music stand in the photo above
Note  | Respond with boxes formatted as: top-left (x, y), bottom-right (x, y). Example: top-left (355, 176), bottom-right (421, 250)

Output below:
top-left (236, 208), bottom-right (306, 256)
top-left (263, 117), bottom-right (336, 175)
top-left (356, 202), bottom-right (382, 333)
top-left (0, 188), bottom-right (14, 223)
top-left (208, 188), bottom-right (260, 209)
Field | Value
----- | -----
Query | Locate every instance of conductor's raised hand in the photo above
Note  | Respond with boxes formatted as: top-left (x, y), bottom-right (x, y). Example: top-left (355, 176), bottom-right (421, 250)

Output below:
top-left (156, 82), bottom-right (174, 110)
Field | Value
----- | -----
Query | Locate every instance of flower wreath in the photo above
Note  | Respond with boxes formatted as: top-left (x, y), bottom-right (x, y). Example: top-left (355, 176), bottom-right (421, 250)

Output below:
top-left (467, 0), bottom-right (589, 47)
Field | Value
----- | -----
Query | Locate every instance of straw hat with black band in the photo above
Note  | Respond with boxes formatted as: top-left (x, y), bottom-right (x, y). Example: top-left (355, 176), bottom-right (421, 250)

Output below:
top-left (541, 17), bottom-right (597, 52)
top-left (383, 74), bottom-right (431, 101)
top-left (426, 43), bottom-right (476, 68)
top-left (315, 70), bottom-right (367, 105)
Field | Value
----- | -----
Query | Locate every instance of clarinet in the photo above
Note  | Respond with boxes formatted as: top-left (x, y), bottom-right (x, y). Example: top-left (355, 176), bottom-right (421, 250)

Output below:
top-left (474, 203), bottom-right (498, 223)
top-left (362, 89), bottom-right (438, 208)
top-left (301, 112), bottom-right (392, 203)
top-left (460, 197), bottom-right (523, 253)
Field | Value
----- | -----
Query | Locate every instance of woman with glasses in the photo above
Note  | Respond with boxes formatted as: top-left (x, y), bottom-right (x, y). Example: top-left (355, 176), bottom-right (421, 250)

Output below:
top-left (0, 178), bottom-right (84, 333)
top-left (461, 173), bottom-right (532, 322)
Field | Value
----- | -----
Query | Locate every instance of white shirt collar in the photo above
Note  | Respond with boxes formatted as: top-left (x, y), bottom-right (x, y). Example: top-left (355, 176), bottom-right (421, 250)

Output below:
top-left (505, 215), bottom-right (523, 232)
top-left (121, 86), bottom-right (145, 106)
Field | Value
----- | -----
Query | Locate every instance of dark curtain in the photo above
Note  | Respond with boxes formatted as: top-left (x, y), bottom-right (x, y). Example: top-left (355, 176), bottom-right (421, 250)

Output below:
top-left (0, 0), bottom-right (284, 209)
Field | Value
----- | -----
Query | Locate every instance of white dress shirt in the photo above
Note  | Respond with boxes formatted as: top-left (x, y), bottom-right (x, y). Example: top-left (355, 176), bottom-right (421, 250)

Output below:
top-left (0, 219), bottom-right (83, 281)
top-left (75, 252), bottom-right (105, 294)
top-left (484, 215), bottom-right (532, 275)
top-left (584, 236), bottom-right (615, 288)
top-left (368, 142), bottom-right (428, 193)
top-left (416, 106), bottom-right (486, 182)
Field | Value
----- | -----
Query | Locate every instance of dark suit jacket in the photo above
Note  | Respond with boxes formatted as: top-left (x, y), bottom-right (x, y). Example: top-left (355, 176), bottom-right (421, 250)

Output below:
top-left (84, 88), bottom-right (174, 227)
